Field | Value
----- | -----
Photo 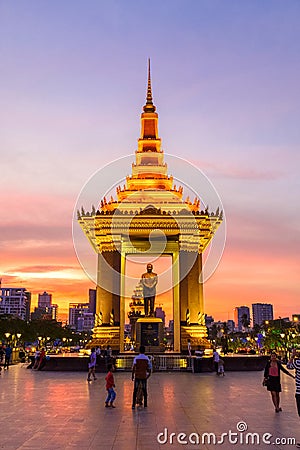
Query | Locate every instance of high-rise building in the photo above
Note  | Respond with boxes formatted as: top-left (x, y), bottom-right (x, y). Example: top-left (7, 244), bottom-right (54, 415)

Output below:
top-left (24, 290), bottom-right (32, 321)
top-left (252, 303), bottom-right (273, 326)
top-left (89, 289), bottom-right (96, 315)
top-left (155, 306), bottom-right (166, 326)
top-left (69, 303), bottom-right (93, 331)
top-left (234, 306), bottom-right (250, 331)
top-left (226, 320), bottom-right (235, 333)
top-left (31, 304), bottom-right (58, 321)
top-left (77, 312), bottom-right (95, 332)
top-left (0, 287), bottom-right (29, 320)
top-left (51, 304), bottom-right (58, 320)
top-left (32, 292), bottom-right (57, 321)
top-left (38, 291), bottom-right (52, 308)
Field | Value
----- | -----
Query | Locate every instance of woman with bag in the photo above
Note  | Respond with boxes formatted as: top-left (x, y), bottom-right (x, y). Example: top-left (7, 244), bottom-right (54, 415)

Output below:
top-left (263, 352), bottom-right (294, 412)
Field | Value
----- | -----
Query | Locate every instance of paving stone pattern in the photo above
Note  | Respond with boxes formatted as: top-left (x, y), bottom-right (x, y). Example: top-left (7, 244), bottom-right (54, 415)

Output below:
top-left (0, 365), bottom-right (299, 449)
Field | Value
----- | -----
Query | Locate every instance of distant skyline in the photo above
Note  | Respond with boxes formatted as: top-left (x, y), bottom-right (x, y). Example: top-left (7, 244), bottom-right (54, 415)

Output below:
top-left (1, 2), bottom-right (299, 322)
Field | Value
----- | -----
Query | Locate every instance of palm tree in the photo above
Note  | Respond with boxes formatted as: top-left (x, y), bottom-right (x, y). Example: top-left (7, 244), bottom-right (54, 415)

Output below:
top-left (241, 313), bottom-right (251, 332)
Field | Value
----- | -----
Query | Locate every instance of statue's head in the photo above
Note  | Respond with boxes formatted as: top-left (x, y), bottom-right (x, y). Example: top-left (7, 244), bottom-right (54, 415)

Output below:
top-left (147, 263), bottom-right (153, 273)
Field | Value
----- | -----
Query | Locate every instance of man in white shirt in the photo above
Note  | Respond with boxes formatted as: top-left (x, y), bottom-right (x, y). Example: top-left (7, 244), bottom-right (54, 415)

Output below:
top-left (131, 346), bottom-right (152, 409)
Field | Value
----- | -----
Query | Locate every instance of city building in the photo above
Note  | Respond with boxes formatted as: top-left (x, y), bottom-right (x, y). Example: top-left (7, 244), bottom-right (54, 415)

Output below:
top-left (31, 292), bottom-right (58, 321)
top-left (38, 291), bottom-right (52, 308)
top-left (205, 315), bottom-right (214, 328)
top-left (24, 290), bottom-right (32, 321)
top-left (77, 312), bottom-right (95, 332)
top-left (69, 303), bottom-right (94, 331)
top-left (0, 287), bottom-right (30, 320)
top-left (155, 306), bottom-right (166, 326)
top-left (89, 289), bottom-right (96, 315)
top-left (252, 303), bottom-right (274, 326)
top-left (168, 320), bottom-right (174, 333)
top-left (31, 304), bottom-right (58, 321)
top-left (226, 320), bottom-right (235, 333)
top-left (292, 314), bottom-right (300, 323)
top-left (234, 306), bottom-right (250, 331)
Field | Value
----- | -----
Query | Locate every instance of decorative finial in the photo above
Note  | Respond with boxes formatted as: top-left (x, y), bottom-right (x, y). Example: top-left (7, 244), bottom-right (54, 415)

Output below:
top-left (143, 58), bottom-right (156, 113)
top-left (147, 58), bottom-right (152, 103)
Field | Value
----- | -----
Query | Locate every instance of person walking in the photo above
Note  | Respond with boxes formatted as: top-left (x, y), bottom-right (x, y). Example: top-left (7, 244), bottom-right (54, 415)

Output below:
top-left (32, 349), bottom-right (41, 370)
top-left (87, 347), bottom-right (97, 382)
top-left (3, 345), bottom-right (12, 369)
top-left (36, 348), bottom-right (46, 371)
top-left (287, 348), bottom-right (300, 448)
top-left (263, 351), bottom-right (294, 413)
top-left (105, 363), bottom-right (116, 408)
top-left (0, 345), bottom-right (5, 364)
top-left (131, 345), bottom-right (152, 410)
top-left (218, 358), bottom-right (225, 376)
top-left (213, 348), bottom-right (220, 374)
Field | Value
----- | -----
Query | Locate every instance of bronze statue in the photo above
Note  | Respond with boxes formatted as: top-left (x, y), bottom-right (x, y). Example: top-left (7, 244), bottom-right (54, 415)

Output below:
top-left (140, 263), bottom-right (158, 317)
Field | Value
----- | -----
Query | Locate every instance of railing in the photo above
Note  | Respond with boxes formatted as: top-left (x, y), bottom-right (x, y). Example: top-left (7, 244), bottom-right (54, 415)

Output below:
top-left (115, 354), bottom-right (193, 371)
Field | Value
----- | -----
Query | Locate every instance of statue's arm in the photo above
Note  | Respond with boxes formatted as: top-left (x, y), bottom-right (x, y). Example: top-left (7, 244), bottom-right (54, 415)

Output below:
top-left (147, 275), bottom-right (158, 288)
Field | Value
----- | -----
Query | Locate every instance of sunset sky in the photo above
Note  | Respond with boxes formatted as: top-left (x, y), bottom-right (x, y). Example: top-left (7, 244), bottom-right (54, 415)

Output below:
top-left (1, 2), bottom-right (299, 323)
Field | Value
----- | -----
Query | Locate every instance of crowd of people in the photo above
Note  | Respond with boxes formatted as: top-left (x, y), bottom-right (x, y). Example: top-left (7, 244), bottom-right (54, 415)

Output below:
top-left (1, 339), bottom-right (300, 447)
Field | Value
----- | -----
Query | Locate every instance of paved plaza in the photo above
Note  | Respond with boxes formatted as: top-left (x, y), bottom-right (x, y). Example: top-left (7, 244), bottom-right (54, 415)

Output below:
top-left (0, 364), bottom-right (299, 450)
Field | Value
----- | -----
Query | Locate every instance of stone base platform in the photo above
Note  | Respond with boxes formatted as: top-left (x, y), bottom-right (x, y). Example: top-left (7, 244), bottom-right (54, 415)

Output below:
top-left (37, 354), bottom-right (269, 372)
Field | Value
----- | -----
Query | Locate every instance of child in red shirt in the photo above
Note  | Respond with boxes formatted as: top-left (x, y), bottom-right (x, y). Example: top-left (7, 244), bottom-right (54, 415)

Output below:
top-left (105, 363), bottom-right (116, 408)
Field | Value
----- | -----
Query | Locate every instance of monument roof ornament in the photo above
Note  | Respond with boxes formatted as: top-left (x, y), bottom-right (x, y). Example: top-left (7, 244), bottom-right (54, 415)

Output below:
top-left (143, 58), bottom-right (156, 113)
top-left (78, 62), bottom-right (223, 255)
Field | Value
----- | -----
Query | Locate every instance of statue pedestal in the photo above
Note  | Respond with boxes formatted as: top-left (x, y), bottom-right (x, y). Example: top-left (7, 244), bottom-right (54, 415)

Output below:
top-left (135, 318), bottom-right (165, 353)
top-left (87, 326), bottom-right (120, 351)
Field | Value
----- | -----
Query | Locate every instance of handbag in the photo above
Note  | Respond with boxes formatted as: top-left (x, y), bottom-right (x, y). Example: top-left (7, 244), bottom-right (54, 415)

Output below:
top-left (262, 377), bottom-right (270, 387)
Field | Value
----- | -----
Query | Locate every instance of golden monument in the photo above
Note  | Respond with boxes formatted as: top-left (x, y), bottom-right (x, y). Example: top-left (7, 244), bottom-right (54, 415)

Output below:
top-left (78, 61), bottom-right (223, 352)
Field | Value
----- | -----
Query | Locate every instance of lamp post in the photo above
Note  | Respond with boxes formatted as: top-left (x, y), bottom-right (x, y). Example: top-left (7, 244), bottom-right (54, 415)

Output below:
top-left (16, 333), bottom-right (22, 348)
top-left (280, 333), bottom-right (286, 359)
top-left (38, 336), bottom-right (43, 349)
top-left (5, 332), bottom-right (10, 344)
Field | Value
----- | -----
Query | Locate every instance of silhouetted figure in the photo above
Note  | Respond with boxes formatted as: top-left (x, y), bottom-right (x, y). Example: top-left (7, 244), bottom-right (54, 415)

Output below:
top-left (4, 345), bottom-right (12, 369)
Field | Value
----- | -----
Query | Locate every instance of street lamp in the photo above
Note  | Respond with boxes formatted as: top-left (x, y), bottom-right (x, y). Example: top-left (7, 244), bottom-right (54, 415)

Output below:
top-left (16, 333), bottom-right (22, 348)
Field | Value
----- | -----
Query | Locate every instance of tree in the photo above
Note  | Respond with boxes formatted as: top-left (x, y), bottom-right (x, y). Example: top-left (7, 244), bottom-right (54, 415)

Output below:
top-left (241, 313), bottom-right (251, 332)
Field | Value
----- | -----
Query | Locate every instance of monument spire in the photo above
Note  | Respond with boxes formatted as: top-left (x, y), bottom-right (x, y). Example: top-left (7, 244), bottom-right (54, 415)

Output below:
top-left (143, 58), bottom-right (156, 113)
